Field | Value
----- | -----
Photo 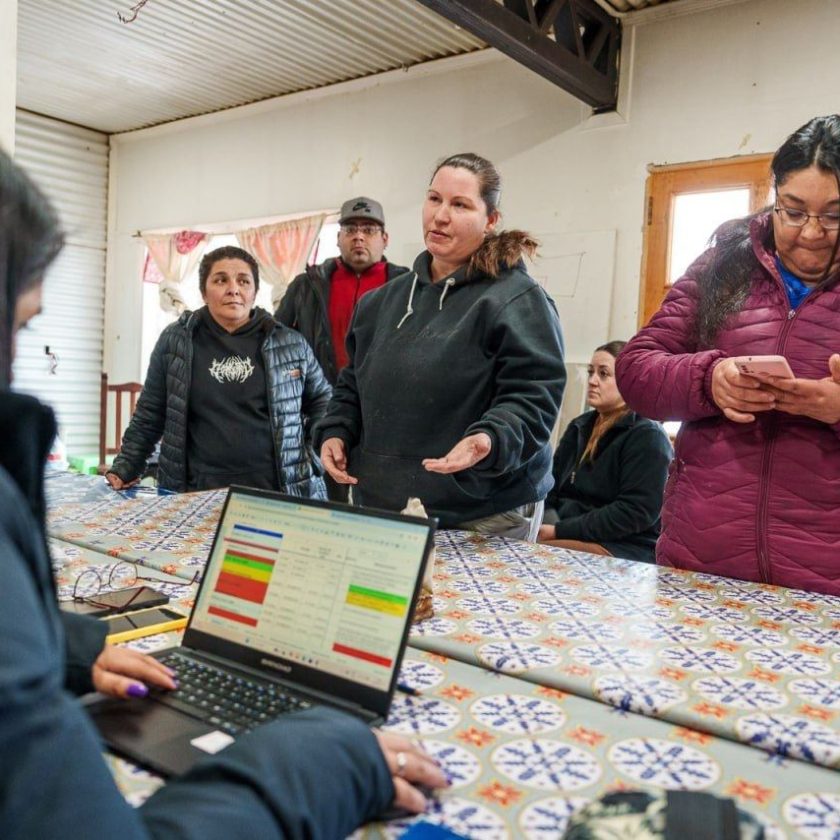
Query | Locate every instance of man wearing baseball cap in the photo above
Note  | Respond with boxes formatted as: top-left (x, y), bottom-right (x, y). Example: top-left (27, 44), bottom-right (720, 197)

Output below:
top-left (275, 197), bottom-right (408, 500)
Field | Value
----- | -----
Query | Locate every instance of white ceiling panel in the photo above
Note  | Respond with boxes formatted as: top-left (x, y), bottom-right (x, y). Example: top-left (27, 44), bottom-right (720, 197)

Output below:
top-left (17, 0), bottom-right (484, 133)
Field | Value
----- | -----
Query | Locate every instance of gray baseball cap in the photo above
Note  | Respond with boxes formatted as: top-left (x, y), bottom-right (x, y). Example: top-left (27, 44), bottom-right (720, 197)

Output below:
top-left (338, 196), bottom-right (385, 227)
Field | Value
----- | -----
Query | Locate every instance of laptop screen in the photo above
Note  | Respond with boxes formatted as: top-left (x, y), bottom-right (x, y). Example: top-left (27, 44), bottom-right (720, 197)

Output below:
top-left (188, 489), bottom-right (431, 693)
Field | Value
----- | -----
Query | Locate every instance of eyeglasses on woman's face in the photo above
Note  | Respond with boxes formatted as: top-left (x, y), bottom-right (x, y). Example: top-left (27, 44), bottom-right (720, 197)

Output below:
top-left (774, 203), bottom-right (840, 231)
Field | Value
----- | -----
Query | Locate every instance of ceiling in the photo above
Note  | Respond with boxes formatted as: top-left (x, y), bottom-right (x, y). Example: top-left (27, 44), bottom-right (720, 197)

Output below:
top-left (16, 0), bottom-right (483, 133)
top-left (16, 0), bottom-right (747, 135)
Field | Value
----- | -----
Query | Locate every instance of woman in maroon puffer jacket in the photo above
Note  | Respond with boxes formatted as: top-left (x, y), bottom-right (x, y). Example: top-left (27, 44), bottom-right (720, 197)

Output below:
top-left (616, 115), bottom-right (840, 596)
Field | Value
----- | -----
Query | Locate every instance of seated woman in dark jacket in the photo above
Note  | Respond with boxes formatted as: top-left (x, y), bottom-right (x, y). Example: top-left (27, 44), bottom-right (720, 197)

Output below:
top-left (538, 341), bottom-right (673, 563)
top-left (0, 149), bottom-right (444, 839)
top-left (107, 245), bottom-right (331, 497)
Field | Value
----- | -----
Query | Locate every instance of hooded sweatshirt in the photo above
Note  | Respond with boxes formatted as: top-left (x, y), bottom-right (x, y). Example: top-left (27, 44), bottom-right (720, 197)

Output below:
top-left (187, 308), bottom-right (277, 490)
top-left (314, 251), bottom-right (566, 526)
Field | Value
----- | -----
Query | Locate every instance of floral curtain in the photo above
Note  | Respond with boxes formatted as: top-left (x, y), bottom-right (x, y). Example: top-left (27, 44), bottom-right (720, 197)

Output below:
top-left (142, 230), bottom-right (209, 314)
top-left (235, 215), bottom-right (326, 308)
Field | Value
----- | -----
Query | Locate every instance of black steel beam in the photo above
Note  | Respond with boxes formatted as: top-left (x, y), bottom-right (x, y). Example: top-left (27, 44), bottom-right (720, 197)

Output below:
top-left (418, 0), bottom-right (620, 110)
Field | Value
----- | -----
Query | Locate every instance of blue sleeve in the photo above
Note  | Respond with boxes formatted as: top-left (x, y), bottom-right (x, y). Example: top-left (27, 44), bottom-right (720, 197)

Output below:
top-left (60, 611), bottom-right (107, 695)
top-left (1, 531), bottom-right (394, 839)
top-left (141, 708), bottom-right (394, 840)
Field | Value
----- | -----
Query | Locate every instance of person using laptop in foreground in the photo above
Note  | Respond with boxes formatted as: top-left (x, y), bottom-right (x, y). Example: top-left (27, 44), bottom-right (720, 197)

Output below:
top-left (0, 149), bottom-right (445, 838)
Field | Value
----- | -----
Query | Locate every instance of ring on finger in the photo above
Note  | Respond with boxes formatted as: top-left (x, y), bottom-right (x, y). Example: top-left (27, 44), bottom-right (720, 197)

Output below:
top-left (396, 751), bottom-right (408, 777)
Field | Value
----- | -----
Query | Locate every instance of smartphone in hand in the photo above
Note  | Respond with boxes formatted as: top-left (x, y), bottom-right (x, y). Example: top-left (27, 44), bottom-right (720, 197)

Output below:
top-left (733, 355), bottom-right (795, 379)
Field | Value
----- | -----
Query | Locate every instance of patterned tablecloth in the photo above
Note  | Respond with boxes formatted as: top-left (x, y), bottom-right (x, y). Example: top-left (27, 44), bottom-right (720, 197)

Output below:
top-left (103, 649), bottom-right (839, 839)
top-left (48, 525), bottom-right (840, 837)
top-left (411, 532), bottom-right (840, 772)
top-left (46, 476), bottom-right (840, 773)
top-left (47, 481), bottom-right (224, 581)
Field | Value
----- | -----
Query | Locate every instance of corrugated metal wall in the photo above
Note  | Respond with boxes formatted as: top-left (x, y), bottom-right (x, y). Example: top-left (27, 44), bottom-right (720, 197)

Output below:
top-left (12, 111), bottom-right (108, 456)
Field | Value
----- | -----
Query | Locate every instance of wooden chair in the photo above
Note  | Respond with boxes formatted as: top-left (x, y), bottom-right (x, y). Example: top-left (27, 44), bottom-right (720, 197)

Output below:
top-left (98, 372), bottom-right (143, 474)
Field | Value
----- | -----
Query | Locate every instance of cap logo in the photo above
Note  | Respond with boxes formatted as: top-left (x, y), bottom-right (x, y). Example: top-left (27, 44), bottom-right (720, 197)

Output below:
top-left (352, 201), bottom-right (371, 212)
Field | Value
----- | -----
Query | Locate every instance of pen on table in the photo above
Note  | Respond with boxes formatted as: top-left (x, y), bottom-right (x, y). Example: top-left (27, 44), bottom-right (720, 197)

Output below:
top-left (396, 682), bottom-right (421, 696)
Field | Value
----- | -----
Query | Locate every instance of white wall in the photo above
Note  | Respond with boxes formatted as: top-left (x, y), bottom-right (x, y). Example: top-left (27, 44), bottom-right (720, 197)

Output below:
top-left (0, 0), bottom-right (17, 153)
top-left (107, 0), bottom-right (840, 382)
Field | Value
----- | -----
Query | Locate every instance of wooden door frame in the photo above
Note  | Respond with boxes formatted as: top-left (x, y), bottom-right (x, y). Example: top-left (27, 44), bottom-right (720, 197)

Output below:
top-left (638, 153), bottom-right (773, 328)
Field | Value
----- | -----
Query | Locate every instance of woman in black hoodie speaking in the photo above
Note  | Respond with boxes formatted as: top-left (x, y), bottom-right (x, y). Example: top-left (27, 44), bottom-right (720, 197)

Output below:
top-left (315, 153), bottom-right (566, 539)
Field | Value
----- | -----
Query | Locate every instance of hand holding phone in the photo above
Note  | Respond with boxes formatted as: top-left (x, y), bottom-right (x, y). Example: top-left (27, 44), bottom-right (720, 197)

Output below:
top-left (733, 355), bottom-right (795, 380)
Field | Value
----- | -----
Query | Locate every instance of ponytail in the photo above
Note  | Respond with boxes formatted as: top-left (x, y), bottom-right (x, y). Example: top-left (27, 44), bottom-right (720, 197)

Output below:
top-left (468, 230), bottom-right (539, 279)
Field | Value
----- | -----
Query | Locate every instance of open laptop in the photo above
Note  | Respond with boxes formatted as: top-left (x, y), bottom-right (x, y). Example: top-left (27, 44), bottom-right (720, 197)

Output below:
top-left (87, 485), bottom-right (436, 776)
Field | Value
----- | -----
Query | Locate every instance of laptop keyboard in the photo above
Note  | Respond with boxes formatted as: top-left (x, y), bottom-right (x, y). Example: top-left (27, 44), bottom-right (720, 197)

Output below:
top-left (154, 651), bottom-right (312, 736)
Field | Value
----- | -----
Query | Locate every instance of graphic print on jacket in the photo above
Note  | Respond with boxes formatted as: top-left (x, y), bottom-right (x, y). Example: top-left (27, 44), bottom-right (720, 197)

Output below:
top-left (188, 310), bottom-right (277, 490)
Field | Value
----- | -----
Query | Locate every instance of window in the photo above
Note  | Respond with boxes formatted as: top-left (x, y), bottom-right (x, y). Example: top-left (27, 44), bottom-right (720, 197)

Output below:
top-left (639, 154), bottom-right (773, 328)
top-left (639, 155), bottom-right (773, 439)
top-left (140, 218), bottom-right (339, 377)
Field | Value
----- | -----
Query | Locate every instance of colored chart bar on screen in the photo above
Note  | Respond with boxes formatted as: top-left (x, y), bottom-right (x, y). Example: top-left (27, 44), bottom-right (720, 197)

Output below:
top-left (208, 605), bottom-right (259, 627)
top-left (345, 584), bottom-right (408, 617)
top-left (332, 642), bottom-right (393, 668)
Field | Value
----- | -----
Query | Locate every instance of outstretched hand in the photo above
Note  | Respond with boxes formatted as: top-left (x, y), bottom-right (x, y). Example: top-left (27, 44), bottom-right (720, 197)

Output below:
top-left (320, 437), bottom-right (358, 485)
top-left (422, 433), bottom-right (492, 474)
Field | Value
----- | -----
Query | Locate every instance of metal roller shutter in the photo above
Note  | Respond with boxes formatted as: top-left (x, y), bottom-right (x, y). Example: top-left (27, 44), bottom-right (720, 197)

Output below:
top-left (12, 111), bottom-right (108, 457)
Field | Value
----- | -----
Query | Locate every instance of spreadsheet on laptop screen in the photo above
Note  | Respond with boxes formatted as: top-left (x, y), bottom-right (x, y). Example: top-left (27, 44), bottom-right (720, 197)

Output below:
top-left (189, 492), bottom-right (428, 691)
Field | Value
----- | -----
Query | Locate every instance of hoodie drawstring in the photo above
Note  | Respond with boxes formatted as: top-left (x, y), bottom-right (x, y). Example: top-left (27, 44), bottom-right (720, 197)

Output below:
top-left (396, 273), bottom-right (457, 328)
top-left (396, 272), bottom-right (418, 329)
top-left (439, 277), bottom-right (456, 310)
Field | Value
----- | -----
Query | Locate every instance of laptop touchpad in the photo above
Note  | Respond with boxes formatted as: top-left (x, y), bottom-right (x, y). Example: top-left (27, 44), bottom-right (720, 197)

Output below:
top-left (92, 699), bottom-right (216, 776)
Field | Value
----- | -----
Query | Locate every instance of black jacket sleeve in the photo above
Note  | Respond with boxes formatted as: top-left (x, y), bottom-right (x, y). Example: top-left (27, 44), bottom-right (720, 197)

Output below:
top-left (553, 425), bottom-right (673, 542)
top-left (274, 273), bottom-right (305, 329)
top-left (312, 311), bottom-right (364, 451)
top-left (109, 329), bottom-right (171, 483)
top-left (60, 611), bottom-right (107, 695)
top-left (466, 286), bottom-right (566, 475)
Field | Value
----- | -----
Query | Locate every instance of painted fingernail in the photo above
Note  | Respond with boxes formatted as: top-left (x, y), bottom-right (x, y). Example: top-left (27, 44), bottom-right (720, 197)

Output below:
top-left (127, 683), bottom-right (148, 698)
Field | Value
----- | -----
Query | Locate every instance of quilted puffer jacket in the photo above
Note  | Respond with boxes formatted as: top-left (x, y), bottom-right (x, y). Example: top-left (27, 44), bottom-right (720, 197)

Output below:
top-left (110, 308), bottom-right (331, 497)
top-left (616, 213), bottom-right (840, 595)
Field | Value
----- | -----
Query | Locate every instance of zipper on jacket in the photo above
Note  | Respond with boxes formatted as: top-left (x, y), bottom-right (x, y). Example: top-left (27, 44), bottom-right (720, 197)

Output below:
top-left (752, 265), bottom-right (814, 583)
top-left (261, 339), bottom-right (283, 490)
top-left (180, 314), bottom-right (196, 491)
top-left (755, 418), bottom-right (777, 584)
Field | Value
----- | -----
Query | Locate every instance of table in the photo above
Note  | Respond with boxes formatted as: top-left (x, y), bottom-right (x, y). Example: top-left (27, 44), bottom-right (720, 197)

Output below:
top-left (100, 650), bottom-right (839, 839)
top-left (45, 474), bottom-right (840, 836)
top-left (47, 476), bottom-right (224, 581)
top-left (406, 532), bottom-right (840, 772)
